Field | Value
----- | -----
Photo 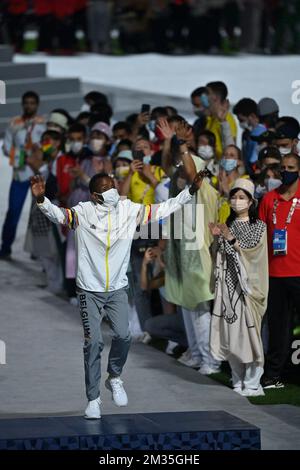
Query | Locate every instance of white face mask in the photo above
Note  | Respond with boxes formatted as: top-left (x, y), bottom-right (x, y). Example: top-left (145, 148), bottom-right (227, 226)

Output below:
top-left (198, 145), bottom-right (214, 160)
top-left (90, 138), bottom-right (105, 154)
top-left (70, 141), bottom-right (83, 154)
top-left (240, 121), bottom-right (252, 131)
top-left (101, 188), bottom-right (120, 207)
top-left (279, 146), bottom-right (292, 156)
top-left (143, 155), bottom-right (152, 164)
top-left (265, 178), bottom-right (282, 192)
top-left (230, 199), bottom-right (249, 213)
top-left (296, 139), bottom-right (300, 156)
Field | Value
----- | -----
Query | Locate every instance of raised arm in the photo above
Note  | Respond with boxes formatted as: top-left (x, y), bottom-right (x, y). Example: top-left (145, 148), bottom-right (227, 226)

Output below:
top-left (138, 170), bottom-right (206, 225)
top-left (31, 175), bottom-right (79, 229)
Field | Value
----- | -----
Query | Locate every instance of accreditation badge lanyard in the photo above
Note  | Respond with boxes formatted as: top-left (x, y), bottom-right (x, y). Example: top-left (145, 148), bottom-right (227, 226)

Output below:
top-left (272, 197), bottom-right (299, 255)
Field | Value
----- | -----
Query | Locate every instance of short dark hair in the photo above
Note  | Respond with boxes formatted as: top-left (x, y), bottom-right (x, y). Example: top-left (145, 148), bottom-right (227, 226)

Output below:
top-left (41, 130), bottom-right (62, 142)
top-left (227, 188), bottom-right (258, 225)
top-left (191, 87), bottom-right (207, 99)
top-left (112, 121), bottom-right (132, 134)
top-left (233, 98), bottom-right (258, 117)
top-left (165, 105), bottom-right (178, 116)
top-left (89, 172), bottom-right (110, 193)
top-left (22, 91), bottom-right (39, 104)
top-left (206, 81), bottom-right (228, 101)
top-left (151, 106), bottom-right (168, 120)
top-left (283, 153), bottom-right (300, 169)
top-left (84, 91), bottom-right (108, 105)
top-left (76, 111), bottom-right (91, 122)
top-left (68, 122), bottom-right (87, 136)
top-left (197, 129), bottom-right (216, 147)
top-left (117, 139), bottom-right (133, 150)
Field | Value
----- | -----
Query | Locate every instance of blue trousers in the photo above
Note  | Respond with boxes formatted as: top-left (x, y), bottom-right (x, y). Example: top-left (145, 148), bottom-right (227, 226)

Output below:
top-left (1, 179), bottom-right (30, 255)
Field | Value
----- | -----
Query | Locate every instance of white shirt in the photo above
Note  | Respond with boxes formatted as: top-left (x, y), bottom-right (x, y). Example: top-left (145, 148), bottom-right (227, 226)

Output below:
top-left (37, 188), bottom-right (192, 292)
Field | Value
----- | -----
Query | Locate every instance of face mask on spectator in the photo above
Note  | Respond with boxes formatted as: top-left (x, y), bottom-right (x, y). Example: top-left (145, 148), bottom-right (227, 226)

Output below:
top-left (143, 155), bottom-right (152, 164)
top-left (279, 146), bottom-right (292, 156)
top-left (70, 141), bottom-right (83, 154)
top-left (255, 184), bottom-right (267, 198)
top-left (220, 158), bottom-right (237, 173)
top-left (115, 166), bottom-right (130, 180)
top-left (280, 170), bottom-right (299, 186)
top-left (230, 199), bottom-right (249, 213)
top-left (265, 178), bottom-right (282, 192)
top-left (200, 94), bottom-right (209, 108)
top-left (296, 140), bottom-right (300, 155)
top-left (198, 145), bottom-right (214, 160)
top-left (240, 121), bottom-right (253, 131)
top-left (90, 138), bottom-right (105, 153)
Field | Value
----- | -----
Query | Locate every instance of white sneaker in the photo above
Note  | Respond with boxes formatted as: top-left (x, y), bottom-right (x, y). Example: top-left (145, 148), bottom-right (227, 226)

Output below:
top-left (198, 365), bottom-right (221, 375)
top-left (165, 340), bottom-right (179, 355)
top-left (141, 332), bottom-right (152, 344)
top-left (84, 397), bottom-right (101, 419)
top-left (233, 387), bottom-right (244, 395)
top-left (105, 377), bottom-right (128, 407)
top-left (177, 349), bottom-right (191, 362)
top-left (241, 385), bottom-right (265, 397)
top-left (178, 354), bottom-right (202, 368)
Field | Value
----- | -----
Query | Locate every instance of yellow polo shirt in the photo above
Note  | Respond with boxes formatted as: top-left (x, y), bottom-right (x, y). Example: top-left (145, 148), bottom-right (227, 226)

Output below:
top-left (206, 112), bottom-right (237, 159)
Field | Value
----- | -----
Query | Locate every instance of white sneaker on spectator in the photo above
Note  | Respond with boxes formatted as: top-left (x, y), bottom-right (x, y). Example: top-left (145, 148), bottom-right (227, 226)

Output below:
top-left (141, 332), bottom-right (152, 344)
top-left (165, 340), bottom-right (179, 355)
top-left (241, 386), bottom-right (265, 397)
top-left (198, 365), bottom-right (221, 375)
top-left (177, 349), bottom-right (191, 362)
top-left (84, 397), bottom-right (101, 419)
top-left (178, 351), bottom-right (202, 368)
top-left (105, 377), bottom-right (128, 407)
top-left (233, 387), bottom-right (244, 395)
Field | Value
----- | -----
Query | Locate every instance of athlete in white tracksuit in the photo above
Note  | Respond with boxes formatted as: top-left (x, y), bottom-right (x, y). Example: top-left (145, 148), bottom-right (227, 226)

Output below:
top-left (31, 171), bottom-right (203, 418)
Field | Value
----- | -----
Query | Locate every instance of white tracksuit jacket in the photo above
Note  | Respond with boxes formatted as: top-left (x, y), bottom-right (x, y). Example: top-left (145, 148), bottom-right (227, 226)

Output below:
top-left (37, 188), bottom-right (192, 293)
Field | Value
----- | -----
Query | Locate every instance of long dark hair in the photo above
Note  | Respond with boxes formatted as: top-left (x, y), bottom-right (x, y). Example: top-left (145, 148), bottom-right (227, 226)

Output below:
top-left (226, 188), bottom-right (258, 226)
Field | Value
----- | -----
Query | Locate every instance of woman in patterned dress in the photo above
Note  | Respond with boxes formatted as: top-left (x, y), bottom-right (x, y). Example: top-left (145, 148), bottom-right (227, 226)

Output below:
top-left (209, 179), bottom-right (268, 397)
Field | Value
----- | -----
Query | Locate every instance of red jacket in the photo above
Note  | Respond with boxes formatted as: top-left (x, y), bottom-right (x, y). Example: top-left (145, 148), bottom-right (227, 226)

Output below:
top-left (52, 0), bottom-right (75, 18)
top-left (33, 0), bottom-right (53, 15)
top-left (56, 154), bottom-right (77, 200)
top-left (8, 0), bottom-right (28, 14)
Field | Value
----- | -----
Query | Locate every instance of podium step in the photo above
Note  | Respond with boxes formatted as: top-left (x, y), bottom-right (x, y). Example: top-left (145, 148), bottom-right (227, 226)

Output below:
top-left (0, 411), bottom-right (261, 450)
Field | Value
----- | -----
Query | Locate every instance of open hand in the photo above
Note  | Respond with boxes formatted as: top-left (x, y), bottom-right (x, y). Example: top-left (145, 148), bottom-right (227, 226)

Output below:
top-left (209, 222), bottom-right (221, 237)
top-left (156, 118), bottom-right (174, 140)
top-left (30, 175), bottom-right (46, 201)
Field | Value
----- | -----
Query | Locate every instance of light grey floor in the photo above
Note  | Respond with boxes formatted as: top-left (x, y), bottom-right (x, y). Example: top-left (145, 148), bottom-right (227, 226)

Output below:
top-left (0, 113), bottom-right (300, 451)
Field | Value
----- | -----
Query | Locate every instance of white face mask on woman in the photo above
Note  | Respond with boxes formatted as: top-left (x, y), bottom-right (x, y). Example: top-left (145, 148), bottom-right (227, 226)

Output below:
top-left (90, 138), bottom-right (105, 154)
top-left (198, 145), bottom-right (214, 160)
top-left (230, 199), bottom-right (249, 213)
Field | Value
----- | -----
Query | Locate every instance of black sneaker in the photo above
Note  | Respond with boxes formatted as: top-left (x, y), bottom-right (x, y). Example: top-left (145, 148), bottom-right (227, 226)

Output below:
top-left (262, 377), bottom-right (285, 389)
